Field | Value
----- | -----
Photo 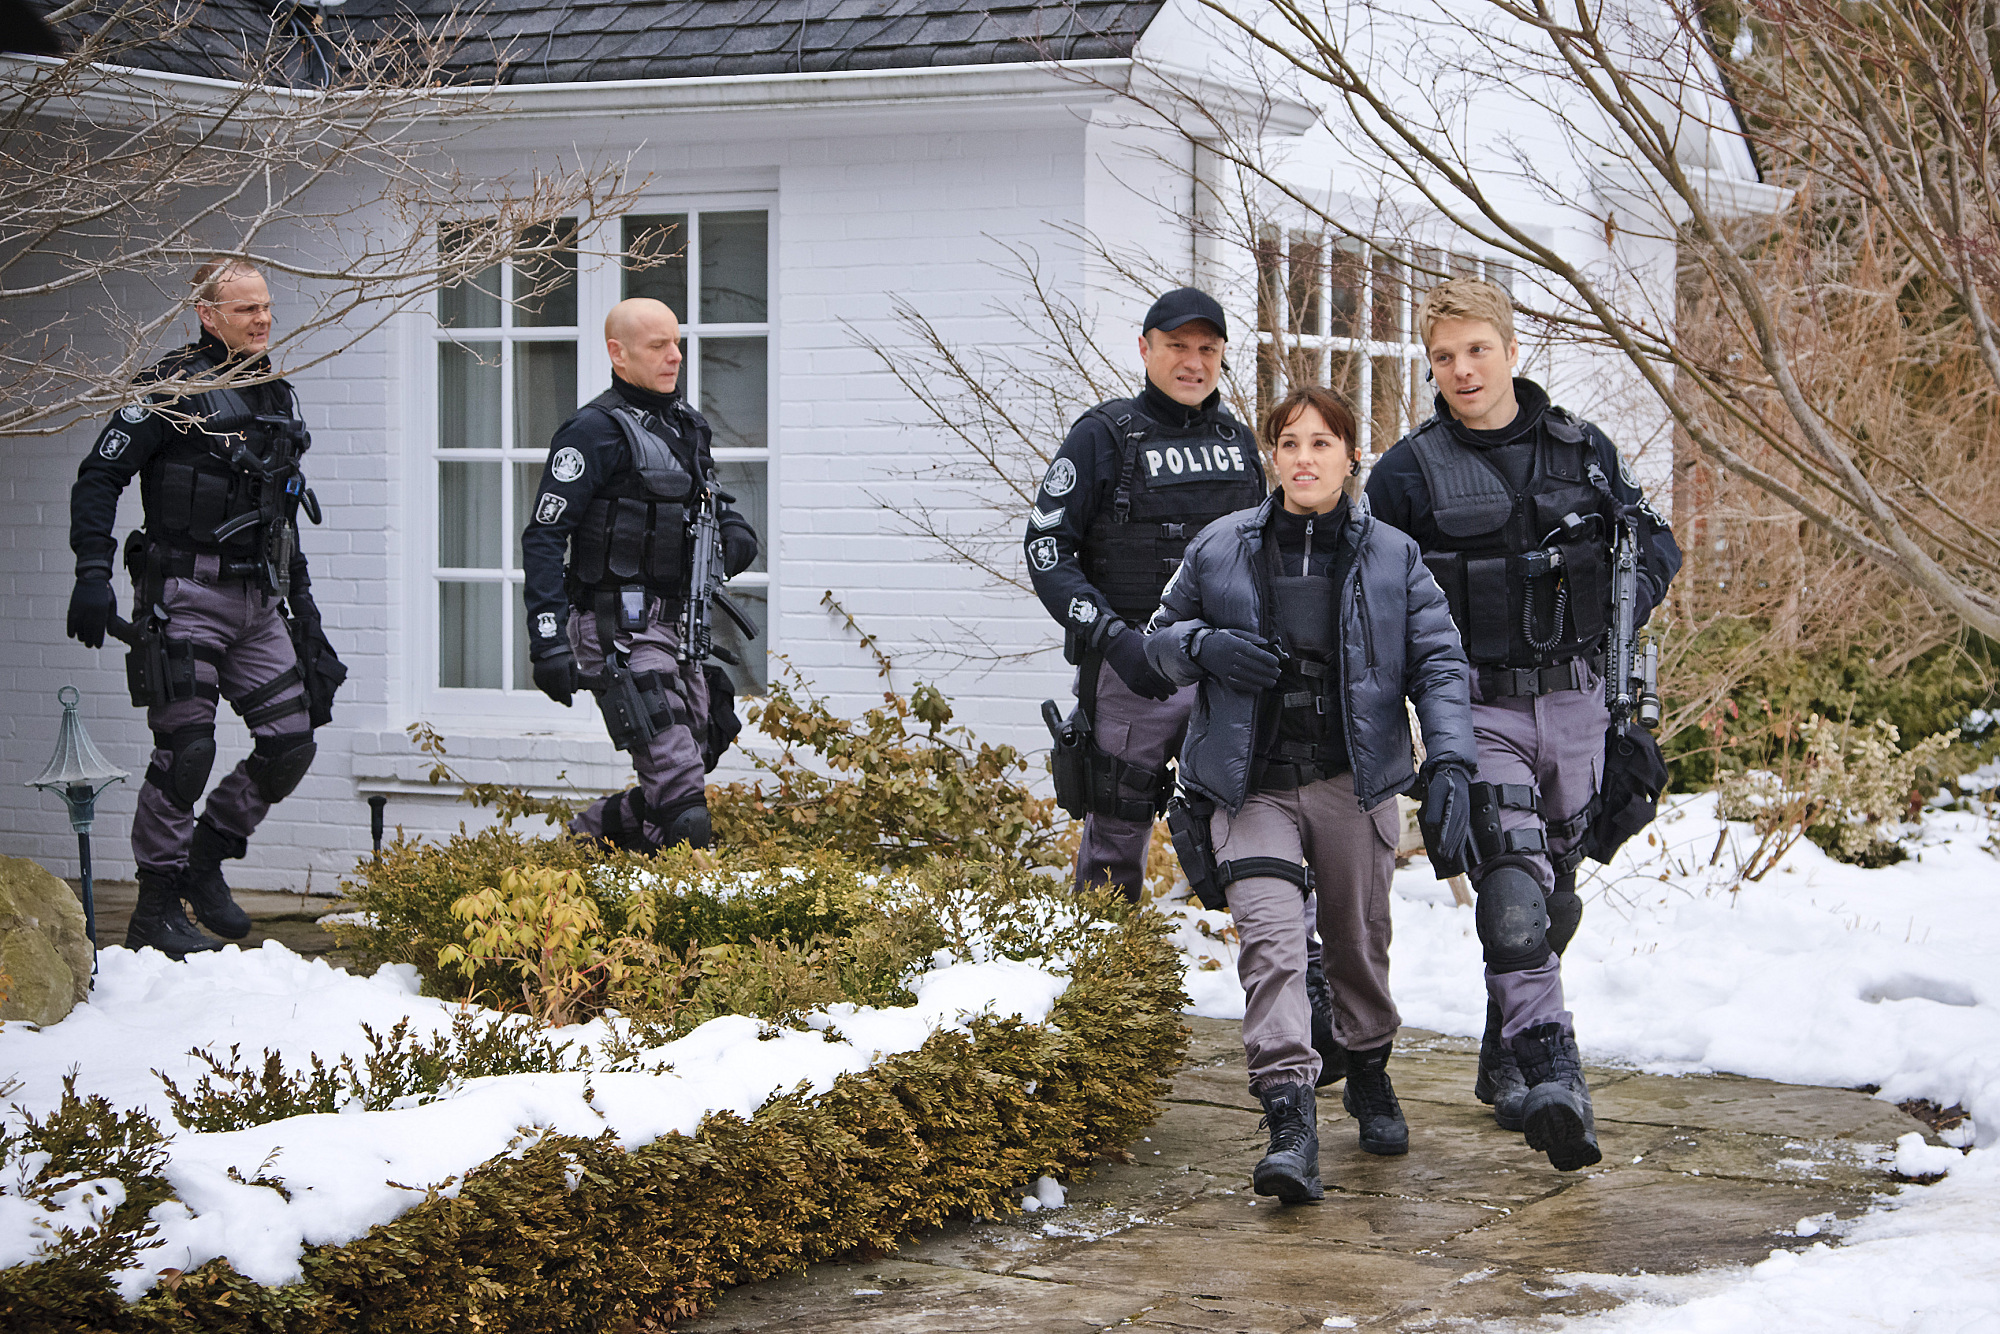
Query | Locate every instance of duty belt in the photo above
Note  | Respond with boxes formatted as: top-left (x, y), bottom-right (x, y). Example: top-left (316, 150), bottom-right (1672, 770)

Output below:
top-left (1477, 654), bottom-right (1603, 700)
top-left (145, 543), bottom-right (266, 586)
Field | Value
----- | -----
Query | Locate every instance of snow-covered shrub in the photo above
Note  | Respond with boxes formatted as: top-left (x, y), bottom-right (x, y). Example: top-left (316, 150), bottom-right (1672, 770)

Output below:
top-left (1716, 714), bottom-right (1958, 873)
top-left (0, 881), bottom-right (1186, 1333)
top-left (154, 1013), bottom-right (644, 1133)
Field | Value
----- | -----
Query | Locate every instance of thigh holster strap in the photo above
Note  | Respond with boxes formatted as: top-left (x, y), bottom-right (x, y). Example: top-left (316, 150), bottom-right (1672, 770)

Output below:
top-left (1216, 856), bottom-right (1315, 893)
top-left (234, 666), bottom-right (309, 729)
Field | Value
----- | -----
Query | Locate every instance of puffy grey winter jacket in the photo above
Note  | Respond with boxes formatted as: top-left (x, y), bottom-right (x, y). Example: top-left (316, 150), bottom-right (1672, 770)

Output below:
top-left (1145, 494), bottom-right (1476, 814)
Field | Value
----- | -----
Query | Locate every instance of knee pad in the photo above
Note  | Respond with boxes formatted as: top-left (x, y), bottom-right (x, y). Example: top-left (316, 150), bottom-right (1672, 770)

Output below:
top-left (145, 724), bottom-right (216, 810)
top-left (1545, 869), bottom-right (1583, 957)
top-left (661, 800), bottom-right (713, 851)
top-left (1473, 862), bottom-right (1551, 973)
top-left (246, 732), bottom-right (316, 803)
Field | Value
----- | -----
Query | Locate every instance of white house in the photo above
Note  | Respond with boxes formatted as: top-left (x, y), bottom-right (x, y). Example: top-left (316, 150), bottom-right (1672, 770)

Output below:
top-left (2, 0), bottom-right (1758, 890)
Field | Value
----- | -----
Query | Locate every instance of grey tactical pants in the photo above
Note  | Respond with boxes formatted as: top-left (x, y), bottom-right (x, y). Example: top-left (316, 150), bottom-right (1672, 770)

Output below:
top-left (1073, 663), bottom-right (1195, 899)
top-left (566, 598), bottom-right (710, 847)
top-left (130, 565), bottom-right (310, 875)
top-left (1213, 772), bottom-right (1402, 1095)
top-left (1472, 663), bottom-right (1609, 1041)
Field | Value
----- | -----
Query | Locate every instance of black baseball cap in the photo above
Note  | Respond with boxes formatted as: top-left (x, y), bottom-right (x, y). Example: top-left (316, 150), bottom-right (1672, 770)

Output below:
top-left (1142, 287), bottom-right (1228, 340)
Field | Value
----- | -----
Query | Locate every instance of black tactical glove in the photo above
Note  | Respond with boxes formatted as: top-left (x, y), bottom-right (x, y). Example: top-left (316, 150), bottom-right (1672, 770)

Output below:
top-left (722, 521), bottom-right (759, 578)
top-left (531, 645), bottom-right (578, 707)
top-left (1101, 621), bottom-right (1175, 701)
top-left (1192, 628), bottom-right (1281, 692)
top-left (67, 574), bottom-right (117, 649)
top-left (1418, 759), bottom-right (1473, 876)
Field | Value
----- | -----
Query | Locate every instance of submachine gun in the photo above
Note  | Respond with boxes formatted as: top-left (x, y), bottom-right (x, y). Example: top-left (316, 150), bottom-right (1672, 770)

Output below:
top-left (678, 484), bottom-right (760, 666)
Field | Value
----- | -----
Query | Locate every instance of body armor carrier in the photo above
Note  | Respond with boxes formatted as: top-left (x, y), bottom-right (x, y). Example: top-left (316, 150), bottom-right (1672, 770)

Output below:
top-left (1256, 514), bottom-right (1353, 790)
top-left (1080, 397), bottom-right (1264, 623)
top-left (568, 390), bottom-right (704, 599)
top-left (1404, 408), bottom-right (1611, 670)
top-left (137, 355), bottom-right (312, 595)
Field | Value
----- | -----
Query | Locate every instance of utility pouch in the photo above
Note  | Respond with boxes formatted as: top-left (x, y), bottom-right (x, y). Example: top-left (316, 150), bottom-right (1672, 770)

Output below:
top-left (701, 662), bottom-right (742, 773)
top-left (1043, 698), bottom-right (1091, 819)
top-left (1582, 724), bottom-right (1670, 864)
top-left (287, 615), bottom-right (348, 729)
top-left (1166, 792), bottom-right (1225, 911)
top-left (618, 585), bottom-right (649, 632)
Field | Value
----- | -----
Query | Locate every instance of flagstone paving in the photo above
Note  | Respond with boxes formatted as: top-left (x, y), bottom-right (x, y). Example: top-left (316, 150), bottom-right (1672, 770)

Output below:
top-left (689, 1016), bottom-right (1934, 1333)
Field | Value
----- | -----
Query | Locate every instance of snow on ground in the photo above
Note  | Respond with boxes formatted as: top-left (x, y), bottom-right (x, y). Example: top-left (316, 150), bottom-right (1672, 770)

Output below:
top-left (1162, 791), bottom-right (2000, 1331)
top-left (0, 943), bottom-right (1068, 1297)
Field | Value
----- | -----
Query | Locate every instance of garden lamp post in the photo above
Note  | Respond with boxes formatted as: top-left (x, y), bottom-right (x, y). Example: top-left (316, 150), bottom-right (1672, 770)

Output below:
top-left (25, 686), bottom-right (128, 966)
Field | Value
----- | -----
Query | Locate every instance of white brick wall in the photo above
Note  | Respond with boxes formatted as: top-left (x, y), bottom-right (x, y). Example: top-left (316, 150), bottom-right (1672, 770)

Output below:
top-left (1, 43), bottom-right (1684, 894)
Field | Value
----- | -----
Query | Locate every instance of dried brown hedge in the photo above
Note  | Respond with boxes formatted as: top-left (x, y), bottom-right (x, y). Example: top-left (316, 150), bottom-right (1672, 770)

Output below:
top-left (0, 903), bottom-right (1186, 1333)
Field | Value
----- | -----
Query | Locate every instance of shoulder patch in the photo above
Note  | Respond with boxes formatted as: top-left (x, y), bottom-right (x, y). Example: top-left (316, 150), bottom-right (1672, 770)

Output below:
top-left (534, 492), bottom-right (569, 525)
top-left (1028, 506), bottom-right (1063, 531)
top-left (97, 428), bottom-right (132, 460)
top-left (1041, 458), bottom-right (1077, 498)
top-left (119, 404), bottom-right (147, 423)
top-left (1028, 536), bottom-right (1059, 571)
top-left (549, 447), bottom-right (586, 483)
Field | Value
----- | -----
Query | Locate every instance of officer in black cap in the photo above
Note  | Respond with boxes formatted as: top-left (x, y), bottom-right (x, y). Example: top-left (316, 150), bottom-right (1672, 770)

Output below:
top-left (1029, 287), bottom-right (1266, 899)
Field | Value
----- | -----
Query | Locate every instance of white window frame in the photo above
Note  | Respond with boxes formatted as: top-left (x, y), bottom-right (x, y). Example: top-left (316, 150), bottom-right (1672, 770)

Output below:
top-left (1257, 234), bottom-right (1515, 456)
top-left (409, 194), bottom-right (778, 730)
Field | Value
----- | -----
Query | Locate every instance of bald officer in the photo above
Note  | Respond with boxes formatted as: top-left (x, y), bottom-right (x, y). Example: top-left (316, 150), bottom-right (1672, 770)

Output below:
top-left (520, 298), bottom-right (760, 851)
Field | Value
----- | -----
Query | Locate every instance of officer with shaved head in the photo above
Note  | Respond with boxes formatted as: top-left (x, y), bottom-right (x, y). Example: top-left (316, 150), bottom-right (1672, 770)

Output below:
top-left (521, 297), bottom-right (759, 850)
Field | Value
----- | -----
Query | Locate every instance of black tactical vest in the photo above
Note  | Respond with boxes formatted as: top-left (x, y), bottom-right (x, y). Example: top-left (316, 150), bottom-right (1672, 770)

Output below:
top-left (568, 390), bottom-right (707, 596)
top-left (1257, 512), bottom-right (1353, 783)
top-left (1081, 397), bottom-right (1265, 622)
top-left (138, 350), bottom-right (308, 558)
top-left (1403, 408), bottom-right (1612, 668)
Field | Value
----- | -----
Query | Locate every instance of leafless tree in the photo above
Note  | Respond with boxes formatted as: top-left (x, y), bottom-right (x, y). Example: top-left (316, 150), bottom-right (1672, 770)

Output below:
top-left (2, 0), bottom-right (644, 436)
top-left (1118, 0), bottom-right (2000, 651)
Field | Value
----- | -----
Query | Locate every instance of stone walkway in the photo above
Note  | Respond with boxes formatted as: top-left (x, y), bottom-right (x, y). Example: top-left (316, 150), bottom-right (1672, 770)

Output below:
top-left (78, 884), bottom-right (1934, 1331)
top-left (690, 1017), bottom-right (1930, 1333)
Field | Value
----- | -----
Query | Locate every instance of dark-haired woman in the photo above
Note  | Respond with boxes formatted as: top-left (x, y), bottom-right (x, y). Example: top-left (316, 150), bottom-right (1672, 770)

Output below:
top-left (1145, 385), bottom-right (1477, 1204)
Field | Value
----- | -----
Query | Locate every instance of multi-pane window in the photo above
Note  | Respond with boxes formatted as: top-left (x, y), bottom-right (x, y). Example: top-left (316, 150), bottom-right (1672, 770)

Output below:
top-left (620, 209), bottom-right (771, 693)
top-left (433, 221), bottom-right (578, 692)
top-left (1256, 235), bottom-right (1515, 454)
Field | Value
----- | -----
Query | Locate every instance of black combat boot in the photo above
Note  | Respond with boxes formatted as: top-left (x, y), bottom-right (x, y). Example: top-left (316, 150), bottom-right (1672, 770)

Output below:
top-left (1304, 954), bottom-right (1347, 1087)
top-left (1341, 1043), bottom-right (1409, 1155)
top-left (1474, 999), bottom-right (1528, 1131)
top-left (1252, 1081), bottom-right (1323, 1204)
top-left (126, 871), bottom-right (225, 960)
top-left (181, 820), bottom-right (252, 940)
top-left (1512, 1022), bottom-right (1602, 1171)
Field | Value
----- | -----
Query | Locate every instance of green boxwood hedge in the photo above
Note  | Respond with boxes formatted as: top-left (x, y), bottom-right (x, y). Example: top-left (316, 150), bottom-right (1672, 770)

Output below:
top-left (0, 893), bottom-right (1187, 1333)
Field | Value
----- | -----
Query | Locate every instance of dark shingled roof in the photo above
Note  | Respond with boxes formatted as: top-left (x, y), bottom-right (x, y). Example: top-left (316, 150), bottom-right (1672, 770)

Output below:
top-left (54, 0), bottom-right (1165, 87)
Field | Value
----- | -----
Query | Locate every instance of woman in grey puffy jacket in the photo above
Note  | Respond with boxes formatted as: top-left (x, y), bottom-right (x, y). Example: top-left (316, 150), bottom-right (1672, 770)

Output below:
top-left (1145, 385), bottom-right (1478, 1205)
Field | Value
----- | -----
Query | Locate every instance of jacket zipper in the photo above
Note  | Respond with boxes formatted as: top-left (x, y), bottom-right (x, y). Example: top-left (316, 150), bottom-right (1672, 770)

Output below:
top-left (1354, 573), bottom-right (1375, 668)
top-left (1303, 517), bottom-right (1313, 576)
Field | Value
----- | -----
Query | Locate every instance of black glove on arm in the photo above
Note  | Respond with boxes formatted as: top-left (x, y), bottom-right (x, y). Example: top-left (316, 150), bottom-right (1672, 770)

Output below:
top-left (721, 521), bottom-right (759, 578)
top-left (67, 574), bottom-right (117, 649)
top-left (1100, 621), bottom-right (1175, 701)
top-left (1418, 759), bottom-right (1473, 876)
top-left (530, 643), bottom-right (578, 707)
top-left (1192, 628), bottom-right (1281, 692)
